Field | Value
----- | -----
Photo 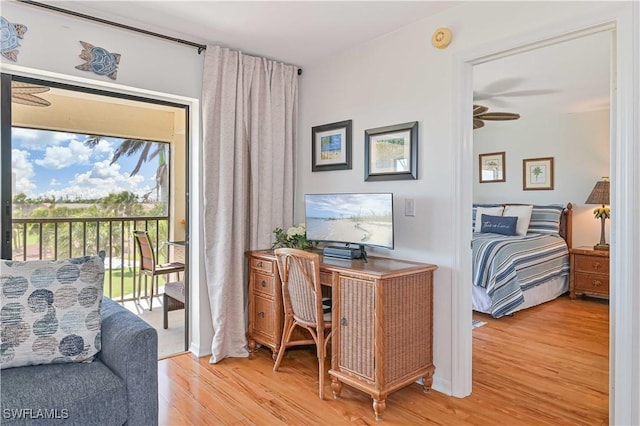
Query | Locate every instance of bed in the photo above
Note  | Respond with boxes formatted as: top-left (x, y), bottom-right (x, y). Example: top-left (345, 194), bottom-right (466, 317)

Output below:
top-left (471, 203), bottom-right (573, 318)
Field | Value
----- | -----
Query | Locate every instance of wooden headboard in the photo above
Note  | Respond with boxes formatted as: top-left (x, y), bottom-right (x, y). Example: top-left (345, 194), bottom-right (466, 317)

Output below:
top-left (560, 203), bottom-right (573, 249)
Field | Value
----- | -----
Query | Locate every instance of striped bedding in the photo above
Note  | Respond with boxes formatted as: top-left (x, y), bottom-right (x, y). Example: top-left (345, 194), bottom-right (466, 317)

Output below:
top-left (472, 232), bottom-right (570, 318)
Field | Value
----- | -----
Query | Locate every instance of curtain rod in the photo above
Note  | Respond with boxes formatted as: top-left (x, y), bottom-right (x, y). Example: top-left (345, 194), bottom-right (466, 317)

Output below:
top-left (17, 0), bottom-right (303, 75)
top-left (18, 0), bottom-right (208, 53)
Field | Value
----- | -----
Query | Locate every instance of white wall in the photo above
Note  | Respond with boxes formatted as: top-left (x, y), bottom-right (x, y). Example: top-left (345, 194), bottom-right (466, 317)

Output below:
top-left (1, 1), bottom-right (213, 356)
top-left (0, 2), bottom-right (204, 98)
top-left (297, 1), bottom-right (621, 394)
top-left (473, 110), bottom-right (611, 248)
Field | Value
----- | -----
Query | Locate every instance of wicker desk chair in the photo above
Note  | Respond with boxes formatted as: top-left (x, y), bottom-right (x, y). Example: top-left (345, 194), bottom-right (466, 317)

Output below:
top-left (273, 248), bottom-right (333, 399)
top-left (133, 230), bottom-right (185, 311)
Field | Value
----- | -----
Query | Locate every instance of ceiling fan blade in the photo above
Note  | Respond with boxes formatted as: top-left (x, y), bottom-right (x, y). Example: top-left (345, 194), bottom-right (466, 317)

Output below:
top-left (478, 77), bottom-right (526, 94)
top-left (486, 99), bottom-right (512, 108)
top-left (12, 93), bottom-right (52, 107)
top-left (473, 92), bottom-right (492, 101)
top-left (13, 86), bottom-right (51, 95)
top-left (476, 112), bottom-right (520, 121)
top-left (473, 119), bottom-right (484, 129)
top-left (473, 104), bottom-right (488, 115)
top-left (492, 89), bottom-right (559, 98)
top-left (11, 81), bottom-right (51, 94)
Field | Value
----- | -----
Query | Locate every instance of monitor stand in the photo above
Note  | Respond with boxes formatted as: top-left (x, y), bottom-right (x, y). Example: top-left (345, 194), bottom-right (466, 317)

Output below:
top-left (358, 244), bottom-right (368, 263)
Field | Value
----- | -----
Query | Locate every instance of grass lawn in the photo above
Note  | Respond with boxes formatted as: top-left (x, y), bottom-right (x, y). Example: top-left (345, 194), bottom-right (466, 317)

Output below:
top-left (103, 267), bottom-right (167, 301)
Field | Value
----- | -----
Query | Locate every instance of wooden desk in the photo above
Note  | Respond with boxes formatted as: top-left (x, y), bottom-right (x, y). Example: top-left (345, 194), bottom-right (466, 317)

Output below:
top-left (246, 249), bottom-right (437, 420)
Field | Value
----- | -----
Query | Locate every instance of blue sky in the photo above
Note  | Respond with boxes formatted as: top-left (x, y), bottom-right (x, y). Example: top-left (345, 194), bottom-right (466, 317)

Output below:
top-left (12, 128), bottom-right (161, 201)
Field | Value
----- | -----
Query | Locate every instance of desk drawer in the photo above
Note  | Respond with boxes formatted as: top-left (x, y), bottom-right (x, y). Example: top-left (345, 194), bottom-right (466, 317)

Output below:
top-left (320, 271), bottom-right (334, 287)
top-left (250, 258), bottom-right (275, 274)
top-left (575, 272), bottom-right (609, 295)
top-left (574, 255), bottom-right (609, 275)
top-left (252, 272), bottom-right (276, 296)
top-left (251, 295), bottom-right (276, 340)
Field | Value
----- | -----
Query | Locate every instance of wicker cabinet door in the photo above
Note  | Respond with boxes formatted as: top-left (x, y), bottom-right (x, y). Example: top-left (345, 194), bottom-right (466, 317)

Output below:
top-left (382, 271), bottom-right (433, 386)
top-left (337, 276), bottom-right (375, 382)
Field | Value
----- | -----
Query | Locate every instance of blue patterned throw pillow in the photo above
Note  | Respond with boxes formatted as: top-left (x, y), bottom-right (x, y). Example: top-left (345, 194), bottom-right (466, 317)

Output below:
top-left (0, 255), bottom-right (105, 369)
top-left (480, 214), bottom-right (518, 236)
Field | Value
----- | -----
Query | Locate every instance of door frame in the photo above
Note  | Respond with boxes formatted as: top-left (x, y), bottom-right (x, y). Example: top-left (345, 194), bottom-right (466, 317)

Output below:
top-left (0, 67), bottom-right (200, 354)
top-left (450, 4), bottom-right (639, 425)
top-left (1, 74), bottom-right (12, 259)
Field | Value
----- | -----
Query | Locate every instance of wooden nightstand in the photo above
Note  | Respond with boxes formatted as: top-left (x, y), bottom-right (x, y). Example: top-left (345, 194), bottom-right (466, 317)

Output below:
top-left (569, 247), bottom-right (610, 300)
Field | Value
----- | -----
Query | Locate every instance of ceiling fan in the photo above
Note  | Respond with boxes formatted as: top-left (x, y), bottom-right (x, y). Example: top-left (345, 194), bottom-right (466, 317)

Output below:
top-left (473, 104), bottom-right (520, 129)
top-left (10, 81), bottom-right (51, 107)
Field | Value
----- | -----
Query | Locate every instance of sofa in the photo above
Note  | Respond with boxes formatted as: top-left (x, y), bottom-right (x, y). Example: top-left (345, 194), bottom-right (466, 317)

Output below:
top-left (1, 297), bottom-right (158, 425)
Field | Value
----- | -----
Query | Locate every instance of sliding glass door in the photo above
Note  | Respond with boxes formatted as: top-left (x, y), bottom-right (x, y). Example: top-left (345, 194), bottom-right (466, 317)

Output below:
top-left (0, 72), bottom-right (191, 353)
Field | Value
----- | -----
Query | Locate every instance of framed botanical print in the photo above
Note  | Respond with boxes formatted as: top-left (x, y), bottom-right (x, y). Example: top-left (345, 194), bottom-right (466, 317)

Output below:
top-left (479, 152), bottom-right (506, 183)
top-left (523, 157), bottom-right (554, 190)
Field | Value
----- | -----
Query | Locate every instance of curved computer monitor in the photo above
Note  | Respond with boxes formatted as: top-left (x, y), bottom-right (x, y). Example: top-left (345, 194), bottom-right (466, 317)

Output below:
top-left (304, 193), bottom-right (394, 249)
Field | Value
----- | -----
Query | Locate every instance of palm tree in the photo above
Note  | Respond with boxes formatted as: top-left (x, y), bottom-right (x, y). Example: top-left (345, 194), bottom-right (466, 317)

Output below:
top-left (84, 136), bottom-right (169, 204)
top-left (100, 191), bottom-right (139, 217)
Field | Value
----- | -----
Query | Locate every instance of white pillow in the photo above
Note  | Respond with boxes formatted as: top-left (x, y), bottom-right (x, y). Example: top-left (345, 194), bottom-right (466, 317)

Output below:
top-left (474, 206), bottom-right (504, 232)
top-left (503, 204), bottom-right (534, 236)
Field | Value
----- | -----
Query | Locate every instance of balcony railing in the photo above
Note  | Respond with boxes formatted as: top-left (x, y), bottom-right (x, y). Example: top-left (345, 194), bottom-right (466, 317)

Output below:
top-left (11, 216), bottom-right (174, 304)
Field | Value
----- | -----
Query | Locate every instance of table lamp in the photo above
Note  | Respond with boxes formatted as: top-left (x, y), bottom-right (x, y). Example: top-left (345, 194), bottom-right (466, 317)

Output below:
top-left (585, 177), bottom-right (610, 250)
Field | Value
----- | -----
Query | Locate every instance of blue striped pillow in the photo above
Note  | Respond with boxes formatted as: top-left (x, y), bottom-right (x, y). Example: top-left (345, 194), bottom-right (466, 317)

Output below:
top-left (528, 205), bottom-right (564, 235)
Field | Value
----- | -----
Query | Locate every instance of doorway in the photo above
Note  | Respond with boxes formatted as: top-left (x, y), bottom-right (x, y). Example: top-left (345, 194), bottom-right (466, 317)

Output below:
top-left (470, 29), bottom-right (612, 422)
top-left (0, 73), bottom-right (190, 357)
top-left (451, 8), bottom-right (640, 423)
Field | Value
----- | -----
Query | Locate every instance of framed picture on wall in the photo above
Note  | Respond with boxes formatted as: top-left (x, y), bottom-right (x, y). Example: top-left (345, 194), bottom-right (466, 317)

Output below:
top-left (311, 120), bottom-right (352, 171)
top-left (364, 121), bottom-right (418, 181)
top-left (523, 157), bottom-right (554, 190)
top-left (479, 152), bottom-right (506, 183)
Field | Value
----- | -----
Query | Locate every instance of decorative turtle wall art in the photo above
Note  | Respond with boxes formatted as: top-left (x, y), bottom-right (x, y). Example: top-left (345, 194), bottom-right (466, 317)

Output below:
top-left (75, 40), bottom-right (120, 80)
top-left (1, 16), bottom-right (28, 61)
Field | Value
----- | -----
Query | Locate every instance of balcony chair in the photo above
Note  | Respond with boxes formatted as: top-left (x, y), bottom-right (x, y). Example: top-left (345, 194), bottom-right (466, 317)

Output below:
top-left (133, 230), bottom-right (185, 311)
top-left (163, 280), bottom-right (185, 329)
top-left (273, 248), bottom-right (333, 399)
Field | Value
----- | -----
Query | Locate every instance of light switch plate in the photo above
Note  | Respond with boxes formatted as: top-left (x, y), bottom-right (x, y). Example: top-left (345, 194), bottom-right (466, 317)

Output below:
top-left (405, 199), bottom-right (415, 216)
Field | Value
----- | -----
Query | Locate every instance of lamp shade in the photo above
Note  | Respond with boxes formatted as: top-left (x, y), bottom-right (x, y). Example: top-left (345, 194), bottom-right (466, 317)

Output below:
top-left (585, 178), bottom-right (610, 205)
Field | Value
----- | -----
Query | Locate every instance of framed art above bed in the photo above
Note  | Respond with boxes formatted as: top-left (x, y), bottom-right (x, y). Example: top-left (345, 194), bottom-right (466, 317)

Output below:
top-left (479, 152), bottom-right (506, 183)
top-left (523, 157), bottom-right (554, 190)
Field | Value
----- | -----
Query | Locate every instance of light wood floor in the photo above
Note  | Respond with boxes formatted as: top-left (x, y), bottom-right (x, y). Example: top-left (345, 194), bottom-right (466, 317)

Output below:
top-left (158, 294), bottom-right (608, 425)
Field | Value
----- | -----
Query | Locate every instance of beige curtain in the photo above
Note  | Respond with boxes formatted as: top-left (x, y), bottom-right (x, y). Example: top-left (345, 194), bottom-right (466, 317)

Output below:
top-left (201, 45), bottom-right (297, 363)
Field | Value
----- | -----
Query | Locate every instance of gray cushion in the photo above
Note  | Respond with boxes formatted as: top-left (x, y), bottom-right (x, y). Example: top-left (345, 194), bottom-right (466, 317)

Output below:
top-left (0, 255), bottom-right (105, 369)
top-left (0, 360), bottom-right (127, 425)
top-left (164, 281), bottom-right (184, 302)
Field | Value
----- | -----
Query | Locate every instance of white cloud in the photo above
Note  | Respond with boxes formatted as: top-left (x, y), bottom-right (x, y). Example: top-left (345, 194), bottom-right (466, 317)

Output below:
top-left (11, 149), bottom-right (36, 195)
top-left (38, 160), bottom-right (153, 201)
top-left (12, 128), bottom-right (79, 150)
top-left (92, 139), bottom-right (113, 160)
top-left (35, 140), bottom-right (93, 169)
top-left (49, 178), bottom-right (61, 187)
